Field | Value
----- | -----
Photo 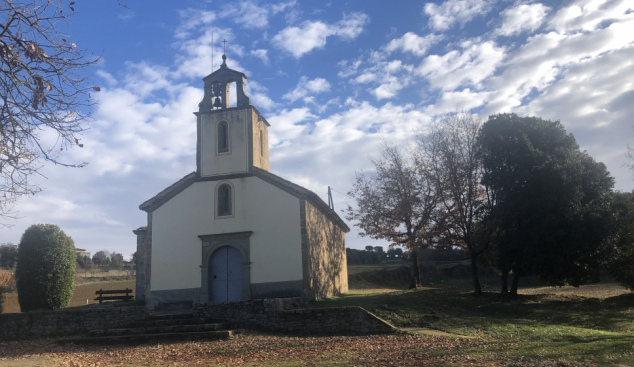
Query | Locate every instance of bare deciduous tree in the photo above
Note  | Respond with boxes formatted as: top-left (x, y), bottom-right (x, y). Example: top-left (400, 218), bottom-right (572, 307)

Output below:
top-left (346, 142), bottom-right (438, 288)
top-left (0, 0), bottom-right (100, 226)
top-left (417, 113), bottom-right (488, 296)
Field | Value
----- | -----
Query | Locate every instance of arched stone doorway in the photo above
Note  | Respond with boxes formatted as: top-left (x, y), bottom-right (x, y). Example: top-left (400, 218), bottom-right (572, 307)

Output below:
top-left (208, 246), bottom-right (243, 302)
top-left (199, 231), bottom-right (252, 303)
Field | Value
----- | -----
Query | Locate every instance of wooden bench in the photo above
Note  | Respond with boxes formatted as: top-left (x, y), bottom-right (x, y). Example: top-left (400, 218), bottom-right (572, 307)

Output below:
top-left (95, 288), bottom-right (134, 304)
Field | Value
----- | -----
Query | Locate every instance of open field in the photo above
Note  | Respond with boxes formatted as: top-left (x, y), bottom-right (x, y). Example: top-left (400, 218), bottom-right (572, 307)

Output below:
top-left (311, 278), bottom-right (634, 366)
top-left (1, 280), bottom-right (135, 313)
top-left (75, 269), bottom-right (135, 278)
top-left (346, 258), bottom-right (408, 274)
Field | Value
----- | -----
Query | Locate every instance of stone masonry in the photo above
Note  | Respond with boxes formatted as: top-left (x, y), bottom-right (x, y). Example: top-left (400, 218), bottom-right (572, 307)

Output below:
top-left (192, 298), bottom-right (394, 334)
top-left (0, 306), bottom-right (152, 339)
top-left (0, 298), bottom-right (393, 339)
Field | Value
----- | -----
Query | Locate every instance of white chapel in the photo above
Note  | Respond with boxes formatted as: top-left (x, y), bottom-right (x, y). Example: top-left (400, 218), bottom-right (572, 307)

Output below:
top-left (133, 54), bottom-right (349, 307)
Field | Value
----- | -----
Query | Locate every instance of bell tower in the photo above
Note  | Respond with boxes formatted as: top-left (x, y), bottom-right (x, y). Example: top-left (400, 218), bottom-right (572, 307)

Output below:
top-left (195, 54), bottom-right (270, 178)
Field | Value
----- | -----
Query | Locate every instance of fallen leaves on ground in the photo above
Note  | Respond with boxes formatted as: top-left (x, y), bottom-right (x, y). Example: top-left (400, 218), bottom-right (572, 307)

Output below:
top-left (0, 333), bottom-right (597, 367)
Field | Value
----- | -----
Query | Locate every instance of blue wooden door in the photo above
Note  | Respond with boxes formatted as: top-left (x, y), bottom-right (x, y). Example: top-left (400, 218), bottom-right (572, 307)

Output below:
top-left (227, 247), bottom-right (243, 302)
top-left (209, 246), bottom-right (243, 302)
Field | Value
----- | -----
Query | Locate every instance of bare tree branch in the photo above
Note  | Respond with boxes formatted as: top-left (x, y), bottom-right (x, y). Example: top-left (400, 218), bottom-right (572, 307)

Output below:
top-left (0, 0), bottom-right (100, 227)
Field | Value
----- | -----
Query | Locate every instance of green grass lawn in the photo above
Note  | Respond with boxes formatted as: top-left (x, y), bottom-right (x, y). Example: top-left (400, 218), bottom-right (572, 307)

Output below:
top-left (311, 276), bottom-right (634, 365)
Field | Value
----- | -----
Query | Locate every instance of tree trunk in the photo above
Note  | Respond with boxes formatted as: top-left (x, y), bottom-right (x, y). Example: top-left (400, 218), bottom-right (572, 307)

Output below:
top-left (501, 269), bottom-right (509, 296)
top-left (510, 272), bottom-right (521, 297)
top-left (470, 252), bottom-right (482, 296)
top-left (409, 249), bottom-right (420, 289)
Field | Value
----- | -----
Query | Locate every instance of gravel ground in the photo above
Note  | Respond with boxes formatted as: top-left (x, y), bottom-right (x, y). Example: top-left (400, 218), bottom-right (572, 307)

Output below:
top-left (0, 333), bottom-right (598, 367)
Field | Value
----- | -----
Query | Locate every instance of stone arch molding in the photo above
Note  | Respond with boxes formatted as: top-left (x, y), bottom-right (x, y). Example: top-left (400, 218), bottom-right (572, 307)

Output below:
top-left (199, 231), bottom-right (252, 302)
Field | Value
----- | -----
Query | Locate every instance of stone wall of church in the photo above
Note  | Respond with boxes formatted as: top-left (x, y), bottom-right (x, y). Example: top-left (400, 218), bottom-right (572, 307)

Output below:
top-left (250, 109), bottom-right (269, 171)
top-left (133, 227), bottom-right (147, 302)
top-left (301, 201), bottom-right (348, 300)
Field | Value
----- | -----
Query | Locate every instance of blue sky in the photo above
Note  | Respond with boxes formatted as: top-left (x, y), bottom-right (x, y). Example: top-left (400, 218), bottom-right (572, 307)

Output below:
top-left (2, 0), bottom-right (634, 258)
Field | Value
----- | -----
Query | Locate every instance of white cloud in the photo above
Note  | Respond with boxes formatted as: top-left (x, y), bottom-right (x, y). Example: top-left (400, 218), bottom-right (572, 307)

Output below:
top-left (417, 41), bottom-right (505, 91)
top-left (357, 60), bottom-right (415, 100)
top-left (282, 76), bottom-right (331, 102)
top-left (425, 88), bottom-right (491, 115)
top-left (246, 80), bottom-right (277, 110)
top-left (340, 49), bottom-right (416, 101)
top-left (337, 59), bottom-right (363, 78)
top-left (271, 13), bottom-right (369, 58)
top-left (384, 32), bottom-right (443, 56)
top-left (173, 29), bottom-right (247, 79)
top-left (251, 49), bottom-right (269, 64)
top-left (548, 0), bottom-right (633, 35)
top-left (96, 70), bottom-right (118, 87)
top-left (175, 9), bottom-right (216, 39)
top-left (267, 108), bottom-right (316, 145)
top-left (424, 0), bottom-right (494, 31)
top-left (220, 0), bottom-right (296, 29)
top-left (122, 62), bottom-right (173, 98)
top-left (496, 3), bottom-right (550, 36)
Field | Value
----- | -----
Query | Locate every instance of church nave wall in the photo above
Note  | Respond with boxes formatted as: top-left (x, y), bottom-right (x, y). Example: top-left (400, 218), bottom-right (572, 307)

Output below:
top-left (149, 176), bottom-right (303, 303)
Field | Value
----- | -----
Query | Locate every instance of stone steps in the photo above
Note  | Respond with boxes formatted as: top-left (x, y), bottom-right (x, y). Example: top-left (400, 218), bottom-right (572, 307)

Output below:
top-left (146, 313), bottom-right (194, 321)
top-left (60, 310), bottom-right (241, 345)
top-left (125, 317), bottom-right (212, 328)
top-left (67, 330), bottom-right (239, 345)
top-left (89, 322), bottom-right (230, 337)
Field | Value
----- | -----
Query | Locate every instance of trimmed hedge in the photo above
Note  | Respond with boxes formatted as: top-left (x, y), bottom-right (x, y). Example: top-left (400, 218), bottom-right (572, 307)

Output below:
top-left (15, 224), bottom-right (76, 311)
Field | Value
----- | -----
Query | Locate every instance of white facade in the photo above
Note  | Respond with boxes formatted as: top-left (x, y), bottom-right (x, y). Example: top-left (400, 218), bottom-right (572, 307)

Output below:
top-left (151, 176), bottom-right (302, 293)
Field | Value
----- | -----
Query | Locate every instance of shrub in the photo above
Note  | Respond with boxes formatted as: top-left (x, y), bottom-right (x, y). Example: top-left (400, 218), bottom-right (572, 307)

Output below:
top-left (0, 269), bottom-right (15, 313)
top-left (346, 248), bottom-right (381, 265)
top-left (15, 224), bottom-right (76, 311)
top-left (0, 243), bottom-right (18, 268)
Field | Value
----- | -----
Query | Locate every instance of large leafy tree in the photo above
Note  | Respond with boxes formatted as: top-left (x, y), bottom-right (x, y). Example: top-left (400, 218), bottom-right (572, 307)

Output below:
top-left (0, 242), bottom-right (17, 268)
top-left (0, 0), bottom-right (103, 226)
top-left (91, 250), bottom-right (109, 266)
top-left (478, 113), bottom-right (614, 295)
top-left (347, 143), bottom-right (439, 288)
top-left (604, 192), bottom-right (634, 291)
top-left (417, 113), bottom-right (489, 295)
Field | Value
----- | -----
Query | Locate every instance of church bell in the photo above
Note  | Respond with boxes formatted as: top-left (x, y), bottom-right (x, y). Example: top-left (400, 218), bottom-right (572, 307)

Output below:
top-left (213, 97), bottom-right (222, 108)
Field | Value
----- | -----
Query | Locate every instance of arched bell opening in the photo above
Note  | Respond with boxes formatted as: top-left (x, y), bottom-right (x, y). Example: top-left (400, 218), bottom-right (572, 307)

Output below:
top-left (228, 81), bottom-right (237, 108)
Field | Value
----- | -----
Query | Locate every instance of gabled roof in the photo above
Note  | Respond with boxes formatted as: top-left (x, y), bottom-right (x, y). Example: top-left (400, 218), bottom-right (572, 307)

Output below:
top-left (138, 169), bottom-right (350, 233)
top-left (252, 167), bottom-right (350, 233)
top-left (139, 172), bottom-right (197, 212)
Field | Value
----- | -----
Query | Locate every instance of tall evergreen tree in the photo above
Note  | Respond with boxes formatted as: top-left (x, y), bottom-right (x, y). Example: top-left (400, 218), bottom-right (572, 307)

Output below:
top-left (477, 114), bottom-right (614, 295)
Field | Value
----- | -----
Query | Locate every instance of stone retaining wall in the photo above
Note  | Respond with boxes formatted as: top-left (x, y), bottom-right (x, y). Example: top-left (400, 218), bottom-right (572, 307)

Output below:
top-left (192, 298), bottom-right (393, 334)
top-left (0, 306), bottom-right (152, 339)
top-left (0, 298), bottom-right (393, 339)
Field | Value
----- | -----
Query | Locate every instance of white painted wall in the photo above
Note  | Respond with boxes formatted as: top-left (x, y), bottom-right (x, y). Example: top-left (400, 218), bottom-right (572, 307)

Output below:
top-left (200, 109), bottom-right (250, 177)
top-left (151, 177), bottom-right (302, 292)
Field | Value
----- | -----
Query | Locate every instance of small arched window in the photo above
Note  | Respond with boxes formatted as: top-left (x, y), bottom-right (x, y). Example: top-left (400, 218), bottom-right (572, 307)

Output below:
top-left (259, 130), bottom-right (264, 157)
top-left (217, 183), bottom-right (232, 217)
top-left (218, 121), bottom-right (229, 153)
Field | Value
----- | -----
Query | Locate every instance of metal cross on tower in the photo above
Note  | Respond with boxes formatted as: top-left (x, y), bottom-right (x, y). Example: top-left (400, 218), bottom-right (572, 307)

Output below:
top-left (222, 39), bottom-right (227, 54)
